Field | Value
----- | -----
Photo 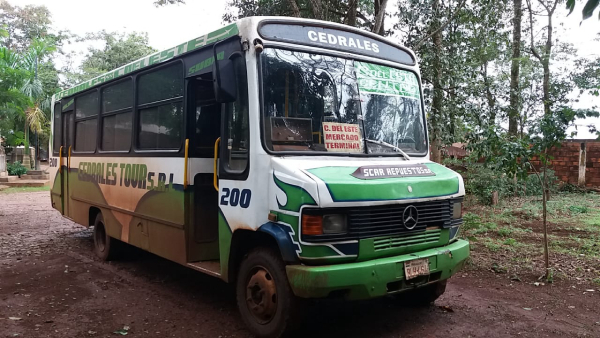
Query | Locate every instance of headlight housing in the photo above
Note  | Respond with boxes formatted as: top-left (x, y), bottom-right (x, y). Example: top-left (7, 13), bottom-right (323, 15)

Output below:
top-left (301, 213), bottom-right (347, 236)
top-left (322, 214), bottom-right (347, 234)
top-left (452, 201), bottom-right (462, 219)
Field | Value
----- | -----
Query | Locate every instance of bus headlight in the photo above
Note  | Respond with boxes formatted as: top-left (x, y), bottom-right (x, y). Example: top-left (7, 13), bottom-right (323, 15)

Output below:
top-left (322, 214), bottom-right (347, 234)
top-left (452, 201), bottom-right (462, 219)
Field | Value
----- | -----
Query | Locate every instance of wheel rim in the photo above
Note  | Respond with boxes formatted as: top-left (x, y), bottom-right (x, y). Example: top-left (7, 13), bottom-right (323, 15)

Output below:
top-left (94, 222), bottom-right (106, 253)
top-left (245, 266), bottom-right (278, 324)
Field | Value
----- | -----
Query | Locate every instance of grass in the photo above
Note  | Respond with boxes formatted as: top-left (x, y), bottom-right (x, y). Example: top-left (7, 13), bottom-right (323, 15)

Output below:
top-left (0, 186), bottom-right (50, 194)
top-left (461, 191), bottom-right (600, 284)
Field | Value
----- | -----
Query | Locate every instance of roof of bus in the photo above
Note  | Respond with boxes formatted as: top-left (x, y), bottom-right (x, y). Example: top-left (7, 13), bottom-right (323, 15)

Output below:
top-left (53, 16), bottom-right (415, 102)
top-left (53, 22), bottom-right (240, 101)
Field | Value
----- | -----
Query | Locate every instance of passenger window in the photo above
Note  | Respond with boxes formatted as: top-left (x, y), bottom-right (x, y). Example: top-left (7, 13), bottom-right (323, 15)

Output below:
top-left (137, 63), bottom-right (184, 150)
top-left (223, 59), bottom-right (249, 173)
top-left (74, 91), bottom-right (98, 152)
top-left (101, 79), bottom-right (132, 151)
top-left (53, 102), bottom-right (61, 155)
top-left (138, 63), bottom-right (183, 105)
top-left (138, 102), bottom-right (183, 149)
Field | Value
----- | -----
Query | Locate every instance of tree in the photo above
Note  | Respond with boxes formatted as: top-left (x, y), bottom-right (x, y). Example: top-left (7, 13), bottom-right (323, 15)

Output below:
top-left (63, 31), bottom-right (157, 86)
top-left (509, 0), bottom-right (523, 136)
top-left (566, 0), bottom-right (600, 20)
top-left (396, 0), bottom-right (510, 163)
top-left (222, 0), bottom-right (390, 36)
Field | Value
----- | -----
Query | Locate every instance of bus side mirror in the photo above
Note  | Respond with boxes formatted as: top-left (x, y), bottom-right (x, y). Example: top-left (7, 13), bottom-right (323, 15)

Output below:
top-left (213, 43), bottom-right (243, 103)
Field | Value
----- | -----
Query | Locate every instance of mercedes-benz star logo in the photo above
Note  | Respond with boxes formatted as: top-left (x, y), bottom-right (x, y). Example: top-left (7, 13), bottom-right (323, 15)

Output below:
top-left (402, 205), bottom-right (419, 230)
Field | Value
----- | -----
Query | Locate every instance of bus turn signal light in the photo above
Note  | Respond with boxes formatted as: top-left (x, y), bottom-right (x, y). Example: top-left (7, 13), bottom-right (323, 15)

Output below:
top-left (302, 215), bottom-right (323, 235)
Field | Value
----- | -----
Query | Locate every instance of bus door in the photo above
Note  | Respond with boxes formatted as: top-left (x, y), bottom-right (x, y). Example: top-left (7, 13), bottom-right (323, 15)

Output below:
top-left (61, 105), bottom-right (74, 218)
top-left (186, 75), bottom-right (222, 262)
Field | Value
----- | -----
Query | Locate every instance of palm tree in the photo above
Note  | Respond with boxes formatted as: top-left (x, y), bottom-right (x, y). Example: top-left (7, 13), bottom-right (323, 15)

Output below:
top-left (19, 39), bottom-right (55, 169)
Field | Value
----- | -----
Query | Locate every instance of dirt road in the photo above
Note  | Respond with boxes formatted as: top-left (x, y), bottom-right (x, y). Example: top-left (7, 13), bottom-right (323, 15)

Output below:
top-left (1, 191), bottom-right (599, 337)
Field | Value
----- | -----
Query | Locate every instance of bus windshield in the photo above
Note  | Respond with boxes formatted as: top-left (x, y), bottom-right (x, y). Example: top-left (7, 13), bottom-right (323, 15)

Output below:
top-left (261, 48), bottom-right (427, 156)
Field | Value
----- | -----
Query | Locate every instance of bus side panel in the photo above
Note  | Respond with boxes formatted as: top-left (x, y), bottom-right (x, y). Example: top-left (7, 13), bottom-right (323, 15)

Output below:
top-left (66, 157), bottom-right (188, 264)
top-left (49, 165), bottom-right (62, 213)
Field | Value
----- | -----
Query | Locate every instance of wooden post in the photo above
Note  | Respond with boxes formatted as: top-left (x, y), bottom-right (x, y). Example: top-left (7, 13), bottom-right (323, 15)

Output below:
top-left (578, 142), bottom-right (586, 187)
top-left (491, 191), bottom-right (499, 206)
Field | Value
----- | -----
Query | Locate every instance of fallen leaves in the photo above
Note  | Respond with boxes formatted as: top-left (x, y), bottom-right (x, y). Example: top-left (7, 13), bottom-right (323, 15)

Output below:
top-left (113, 325), bottom-right (130, 336)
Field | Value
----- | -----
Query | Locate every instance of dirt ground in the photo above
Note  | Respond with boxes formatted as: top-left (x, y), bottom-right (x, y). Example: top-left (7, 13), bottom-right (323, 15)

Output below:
top-left (1, 191), bottom-right (599, 338)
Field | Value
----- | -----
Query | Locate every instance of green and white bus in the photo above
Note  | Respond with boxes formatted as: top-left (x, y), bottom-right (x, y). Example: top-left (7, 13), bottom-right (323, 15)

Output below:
top-left (49, 17), bottom-right (469, 337)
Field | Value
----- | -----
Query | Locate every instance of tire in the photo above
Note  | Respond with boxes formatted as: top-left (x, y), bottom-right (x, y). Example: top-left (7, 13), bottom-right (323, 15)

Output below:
top-left (398, 280), bottom-right (447, 306)
top-left (92, 213), bottom-right (120, 261)
top-left (236, 247), bottom-right (302, 338)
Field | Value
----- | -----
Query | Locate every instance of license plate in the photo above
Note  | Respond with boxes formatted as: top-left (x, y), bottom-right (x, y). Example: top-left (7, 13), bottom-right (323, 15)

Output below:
top-left (404, 258), bottom-right (429, 280)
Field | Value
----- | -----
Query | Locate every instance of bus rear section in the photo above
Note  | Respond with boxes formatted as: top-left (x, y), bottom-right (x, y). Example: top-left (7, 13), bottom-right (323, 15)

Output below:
top-left (48, 16), bottom-right (469, 338)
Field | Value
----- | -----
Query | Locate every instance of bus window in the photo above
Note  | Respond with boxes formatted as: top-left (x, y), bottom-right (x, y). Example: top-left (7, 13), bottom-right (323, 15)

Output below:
top-left (74, 91), bottom-right (98, 152)
top-left (222, 57), bottom-right (249, 174)
top-left (137, 63), bottom-right (184, 150)
top-left (101, 79), bottom-right (133, 151)
top-left (52, 102), bottom-right (61, 155)
top-left (189, 75), bottom-right (220, 155)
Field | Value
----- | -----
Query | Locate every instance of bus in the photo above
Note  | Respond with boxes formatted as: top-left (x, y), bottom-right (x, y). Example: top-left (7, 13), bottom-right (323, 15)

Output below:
top-left (49, 16), bottom-right (469, 338)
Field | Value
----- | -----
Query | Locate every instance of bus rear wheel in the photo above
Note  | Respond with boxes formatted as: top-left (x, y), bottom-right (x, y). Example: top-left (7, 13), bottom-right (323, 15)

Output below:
top-left (92, 213), bottom-right (120, 261)
top-left (236, 248), bottom-right (301, 338)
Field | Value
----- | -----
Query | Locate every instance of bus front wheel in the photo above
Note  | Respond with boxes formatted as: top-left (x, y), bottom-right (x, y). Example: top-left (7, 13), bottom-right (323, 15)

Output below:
top-left (236, 247), bottom-right (301, 338)
top-left (92, 213), bottom-right (120, 261)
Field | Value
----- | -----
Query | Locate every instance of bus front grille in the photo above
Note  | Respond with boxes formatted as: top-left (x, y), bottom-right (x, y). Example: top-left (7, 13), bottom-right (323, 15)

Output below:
top-left (373, 229), bottom-right (442, 251)
top-left (347, 200), bottom-right (453, 238)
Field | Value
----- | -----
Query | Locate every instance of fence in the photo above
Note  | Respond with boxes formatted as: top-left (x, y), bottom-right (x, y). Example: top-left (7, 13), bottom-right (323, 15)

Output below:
top-left (529, 140), bottom-right (600, 188)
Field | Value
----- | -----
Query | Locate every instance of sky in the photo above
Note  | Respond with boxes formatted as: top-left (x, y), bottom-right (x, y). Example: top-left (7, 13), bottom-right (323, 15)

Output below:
top-left (12, 0), bottom-right (600, 139)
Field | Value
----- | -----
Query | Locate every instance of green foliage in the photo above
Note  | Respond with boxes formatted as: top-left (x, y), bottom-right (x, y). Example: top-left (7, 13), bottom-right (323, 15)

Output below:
top-left (7, 161), bottom-right (27, 177)
top-left (154, 0), bottom-right (185, 6)
top-left (566, 0), bottom-right (600, 20)
top-left (569, 205), bottom-right (589, 214)
top-left (497, 227), bottom-right (513, 237)
top-left (64, 31), bottom-right (157, 86)
top-left (222, 0), bottom-right (381, 33)
top-left (5, 131), bottom-right (25, 147)
top-left (458, 158), bottom-right (558, 204)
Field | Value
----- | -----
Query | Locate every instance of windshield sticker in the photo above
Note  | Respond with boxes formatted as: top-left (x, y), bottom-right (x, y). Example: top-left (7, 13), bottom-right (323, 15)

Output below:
top-left (323, 122), bottom-right (363, 153)
top-left (355, 62), bottom-right (420, 99)
top-left (351, 164), bottom-right (436, 180)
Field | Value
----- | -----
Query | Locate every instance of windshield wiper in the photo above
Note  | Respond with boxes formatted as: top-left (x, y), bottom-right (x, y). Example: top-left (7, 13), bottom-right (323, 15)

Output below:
top-left (365, 139), bottom-right (411, 160)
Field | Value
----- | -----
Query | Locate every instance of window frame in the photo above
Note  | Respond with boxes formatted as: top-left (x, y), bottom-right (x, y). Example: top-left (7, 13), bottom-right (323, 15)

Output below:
top-left (72, 89), bottom-right (99, 154)
top-left (134, 60), bottom-right (185, 153)
top-left (218, 52), bottom-right (250, 181)
top-left (61, 96), bottom-right (75, 156)
top-left (52, 101), bottom-right (61, 156)
top-left (257, 46), bottom-right (429, 158)
top-left (99, 77), bottom-right (134, 153)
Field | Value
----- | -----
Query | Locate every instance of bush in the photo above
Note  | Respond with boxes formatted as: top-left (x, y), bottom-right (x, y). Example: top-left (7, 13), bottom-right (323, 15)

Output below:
top-left (523, 169), bottom-right (559, 196)
top-left (7, 161), bottom-right (27, 177)
top-left (459, 162), bottom-right (559, 205)
top-left (463, 164), bottom-right (514, 205)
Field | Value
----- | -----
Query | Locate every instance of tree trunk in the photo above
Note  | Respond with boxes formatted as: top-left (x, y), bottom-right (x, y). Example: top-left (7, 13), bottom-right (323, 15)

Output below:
top-left (430, 0), bottom-right (444, 164)
top-left (287, 0), bottom-right (301, 17)
top-left (346, 0), bottom-right (358, 27)
top-left (542, 165), bottom-right (549, 279)
top-left (509, 0), bottom-right (522, 135)
top-left (309, 0), bottom-right (323, 20)
top-left (373, 0), bottom-right (389, 36)
top-left (481, 61), bottom-right (496, 124)
top-left (541, 3), bottom-right (555, 116)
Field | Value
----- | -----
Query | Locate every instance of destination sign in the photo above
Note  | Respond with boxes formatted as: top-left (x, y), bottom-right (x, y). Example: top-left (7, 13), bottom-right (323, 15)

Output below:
top-left (351, 164), bottom-right (436, 180)
top-left (258, 23), bottom-right (415, 65)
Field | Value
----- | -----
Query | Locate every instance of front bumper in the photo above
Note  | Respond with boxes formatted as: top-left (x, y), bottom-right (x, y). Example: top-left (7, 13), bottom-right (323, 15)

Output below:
top-left (286, 239), bottom-right (469, 300)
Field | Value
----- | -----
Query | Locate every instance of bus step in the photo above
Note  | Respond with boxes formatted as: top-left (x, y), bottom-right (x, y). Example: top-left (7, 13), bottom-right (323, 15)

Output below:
top-left (187, 261), bottom-right (221, 278)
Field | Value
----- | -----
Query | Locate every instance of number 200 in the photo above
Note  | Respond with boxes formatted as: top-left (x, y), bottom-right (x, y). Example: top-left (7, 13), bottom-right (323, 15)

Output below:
top-left (220, 188), bottom-right (251, 208)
